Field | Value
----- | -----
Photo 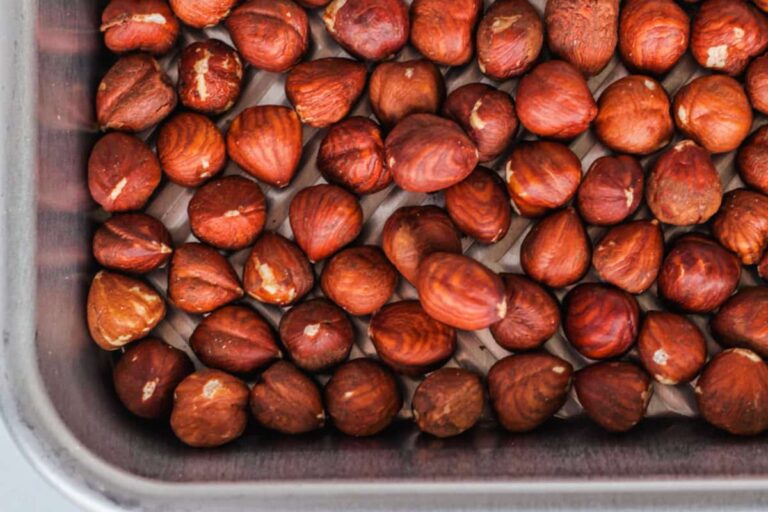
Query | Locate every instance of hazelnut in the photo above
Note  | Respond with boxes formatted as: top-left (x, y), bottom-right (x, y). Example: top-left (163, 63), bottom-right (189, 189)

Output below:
top-left (324, 358), bottom-right (402, 437)
top-left (442, 83), bottom-right (518, 163)
top-left (168, 242), bottom-right (243, 314)
top-left (157, 112), bottom-right (226, 187)
top-left (178, 39), bottom-right (243, 115)
top-left (412, 368), bottom-right (484, 438)
top-left (712, 287), bottom-right (768, 357)
top-left (592, 220), bottom-right (664, 295)
top-left (444, 167), bottom-right (512, 244)
top-left (169, 0), bottom-right (237, 28)
top-left (385, 114), bottom-right (479, 193)
top-left (576, 155), bottom-right (644, 226)
top-left (673, 75), bottom-right (753, 154)
top-left (595, 75), bottom-right (673, 155)
top-left (225, 0), bottom-right (309, 72)
top-left (490, 274), bottom-right (560, 352)
top-left (712, 189), bottom-right (768, 265)
top-left (738, 125), bottom-right (768, 194)
top-left (323, 0), bottom-right (409, 61)
top-left (410, 0), bottom-right (482, 66)
top-left (170, 369), bottom-right (249, 447)
top-left (575, 362), bottom-right (652, 433)
top-left (476, 0), bottom-right (543, 80)
top-left (93, 213), bottom-right (172, 274)
top-left (100, 0), bottom-right (180, 55)
top-left (321, 246), bottom-right (398, 316)
top-left (637, 312), bottom-right (707, 385)
top-left (286, 58), bottom-right (367, 128)
top-left (746, 54), bottom-right (768, 114)
top-left (658, 234), bottom-right (741, 313)
top-left (96, 53), bottom-right (176, 132)
top-left (369, 59), bottom-right (445, 128)
top-left (504, 141), bottom-right (582, 218)
top-left (369, 300), bottom-right (456, 375)
top-left (87, 271), bottom-right (166, 350)
top-left (760, 251), bottom-right (768, 281)
top-left (520, 208), bottom-right (591, 288)
top-left (695, 348), bottom-right (768, 435)
top-left (618, 0), bottom-right (690, 75)
top-left (279, 298), bottom-right (354, 372)
top-left (250, 361), bottom-right (325, 434)
top-left (226, 106), bottom-right (303, 188)
top-left (488, 353), bottom-right (573, 432)
top-left (88, 133), bottom-right (161, 212)
top-left (113, 338), bottom-right (193, 419)
top-left (243, 232), bottom-right (314, 307)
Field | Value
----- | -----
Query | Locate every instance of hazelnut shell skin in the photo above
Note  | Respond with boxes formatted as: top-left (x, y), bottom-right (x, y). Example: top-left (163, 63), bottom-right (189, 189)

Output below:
top-left (712, 189), bottom-right (768, 265)
top-left (412, 368), bottom-right (484, 438)
top-left (476, 0), bottom-right (543, 80)
top-left (242, 232), bottom-right (314, 307)
top-left (592, 220), bottom-right (664, 295)
top-left (746, 54), bottom-right (768, 114)
top-left (170, 0), bottom-right (237, 29)
top-left (711, 287), bottom-right (768, 357)
top-left (444, 167), bottom-right (512, 245)
top-left (100, 0), bottom-right (180, 55)
top-left (93, 213), bottom-right (172, 274)
top-left (157, 112), bottom-right (227, 188)
top-left (410, 0), bottom-right (482, 67)
top-left (178, 39), bottom-right (243, 115)
top-left (637, 311), bottom-right (707, 385)
top-left (369, 59), bottom-right (445, 128)
top-left (576, 155), bottom-right (644, 226)
top-left (618, 0), bottom-right (690, 75)
top-left (737, 125), bottom-right (768, 195)
top-left (322, 0), bottom-right (409, 61)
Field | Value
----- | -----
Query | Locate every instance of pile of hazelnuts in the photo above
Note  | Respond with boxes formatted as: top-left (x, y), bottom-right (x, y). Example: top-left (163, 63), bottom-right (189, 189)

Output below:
top-left (86, 0), bottom-right (768, 448)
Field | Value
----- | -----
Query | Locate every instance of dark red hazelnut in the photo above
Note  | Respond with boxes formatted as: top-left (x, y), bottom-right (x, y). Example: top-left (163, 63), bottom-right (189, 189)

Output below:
top-left (618, 0), bottom-right (690, 75)
top-left (712, 287), bottom-right (768, 357)
top-left (410, 0), bottom-right (482, 66)
top-left (93, 213), bottom-right (172, 274)
top-left (168, 243), bottom-right (243, 314)
top-left (738, 125), bottom-right (768, 194)
top-left (242, 232), bottom-right (314, 307)
top-left (712, 189), bottom-right (768, 265)
top-left (178, 39), bottom-right (243, 115)
top-left (593, 220), bottom-right (664, 295)
top-left (170, 0), bottom-right (237, 28)
top-left (412, 368), bottom-right (484, 438)
top-left (575, 362), bottom-right (652, 432)
top-left (100, 0), bottom-right (180, 55)
top-left (444, 167), bottom-right (511, 244)
top-left (369, 59), bottom-right (445, 128)
top-left (157, 112), bottom-right (227, 187)
top-left (321, 246), bottom-right (398, 316)
top-left (323, 0), bottom-right (409, 61)
top-left (576, 155), bottom-right (644, 226)
top-left (637, 311), bottom-right (707, 385)
top-left (476, 0), bottom-right (543, 80)
top-left (746, 54), bottom-right (768, 114)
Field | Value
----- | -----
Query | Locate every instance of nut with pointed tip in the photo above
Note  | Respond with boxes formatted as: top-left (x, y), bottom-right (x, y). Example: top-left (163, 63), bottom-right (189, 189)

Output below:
top-left (410, 0), bottom-right (482, 66)
top-left (444, 167), bottom-right (512, 244)
top-left (243, 232), bottom-right (314, 307)
top-left (592, 220), bottom-right (664, 294)
top-left (619, 0), bottom-right (690, 75)
top-left (412, 368), bottom-right (484, 438)
top-left (170, 0), bottom-right (237, 28)
top-left (167, 243), bottom-right (243, 314)
top-left (321, 246), bottom-right (398, 316)
top-left (738, 125), bottom-right (768, 195)
top-left (476, 0), bottom-right (543, 80)
top-left (637, 312), bottom-right (707, 386)
top-left (712, 287), bottom-right (768, 357)
top-left (323, 0), bottom-right (409, 61)
top-left (576, 155), bottom-right (644, 226)
top-left (178, 39), bottom-right (243, 115)
top-left (712, 189), bottom-right (768, 265)
top-left (100, 0), bottom-right (180, 55)
top-left (93, 213), bottom-right (172, 274)
top-left (157, 112), bottom-right (226, 188)
top-left (747, 54), bottom-right (768, 114)
top-left (369, 59), bottom-right (445, 128)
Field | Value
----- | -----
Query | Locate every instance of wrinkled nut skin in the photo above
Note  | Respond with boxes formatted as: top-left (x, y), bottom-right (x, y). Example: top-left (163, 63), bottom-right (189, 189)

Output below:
top-left (324, 358), bottom-right (402, 437)
top-left (412, 368), bottom-right (484, 438)
top-left (96, 53), bottom-right (177, 132)
top-left (576, 155), bottom-right (644, 226)
top-left (100, 0), bottom-right (180, 55)
top-left (168, 243), bottom-right (243, 314)
top-left (712, 287), bottom-right (768, 357)
top-left (490, 274), bottom-right (560, 352)
top-left (637, 312), bottom-right (707, 385)
top-left (369, 300), bottom-right (457, 376)
top-left (738, 125), bottom-right (768, 194)
top-left (747, 55), bottom-right (768, 114)
top-left (243, 232), bottom-right (314, 307)
top-left (386, 114), bottom-right (479, 193)
top-left (476, 0), bottom-right (543, 80)
top-left (87, 271), bottom-right (166, 351)
top-left (593, 220), bottom-right (664, 295)
top-left (250, 361), bottom-right (325, 434)
top-left (170, 369), bottom-right (249, 448)
top-left (157, 112), bottom-right (227, 187)
top-left (323, 0), bottom-right (409, 61)
top-left (226, 106), bottom-right (303, 188)
top-left (410, 0), bottom-right (482, 66)
top-left (279, 298), bottom-right (354, 372)
top-left (369, 60), bottom-right (445, 129)
top-left (713, 189), bottom-right (768, 265)
top-left (695, 348), bottom-right (768, 436)
top-left (488, 353), bottom-right (573, 433)
top-left (93, 213), bottom-right (172, 274)
top-left (178, 39), bottom-right (243, 115)
top-left (321, 246), bottom-right (398, 316)
top-left (170, 0), bottom-right (237, 29)
top-left (444, 167), bottom-right (512, 244)
top-left (286, 58), bottom-right (367, 128)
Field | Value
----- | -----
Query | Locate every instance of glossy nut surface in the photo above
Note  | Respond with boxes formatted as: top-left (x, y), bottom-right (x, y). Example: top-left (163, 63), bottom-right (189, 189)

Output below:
top-left (178, 39), bottom-right (243, 115)
top-left (321, 246), bottom-right (398, 316)
top-left (100, 0), bottom-right (180, 55)
top-left (593, 220), bottom-right (664, 294)
top-left (170, 0), bottom-right (237, 28)
top-left (410, 0), bottom-right (482, 66)
top-left (444, 167), bottom-right (511, 244)
top-left (712, 287), bottom-right (768, 357)
top-left (93, 213), bottom-right (172, 273)
top-left (476, 0), bottom-right (543, 80)
top-left (243, 232), bottom-right (314, 307)
top-left (738, 125), bottom-right (768, 194)
top-left (168, 243), bottom-right (243, 314)
top-left (157, 112), bottom-right (227, 187)
top-left (412, 368), bottom-right (484, 438)
top-left (712, 189), bottom-right (768, 265)
top-left (747, 54), bottom-right (768, 114)
top-left (637, 312), bottom-right (707, 385)
top-left (323, 0), bottom-right (409, 61)
top-left (576, 155), bottom-right (644, 226)
top-left (618, 0), bottom-right (690, 75)
top-left (369, 59), bottom-right (445, 128)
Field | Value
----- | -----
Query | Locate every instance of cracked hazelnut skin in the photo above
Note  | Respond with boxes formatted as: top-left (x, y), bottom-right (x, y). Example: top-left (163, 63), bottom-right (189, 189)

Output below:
top-left (279, 298), bottom-right (354, 372)
top-left (712, 287), bottom-right (768, 357)
top-left (93, 213), bottom-right (172, 274)
top-left (170, 0), bottom-right (237, 29)
top-left (412, 368), bottom-right (484, 438)
top-left (168, 243), bottom-right (244, 314)
top-left (178, 39), bottom-right (243, 115)
top-left (157, 112), bottom-right (227, 188)
top-left (369, 59), bottom-right (445, 129)
top-left (637, 312), bottom-right (707, 386)
top-left (444, 167), bottom-right (512, 244)
top-left (170, 369), bottom-right (250, 448)
top-left (576, 155), bottom-right (644, 227)
top-left (593, 220), bottom-right (664, 295)
top-left (713, 189), bottom-right (768, 265)
top-left (410, 0), bottom-right (482, 67)
top-left (113, 338), bottom-right (194, 419)
top-left (243, 232), bottom-right (314, 307)
top-left (100, 0), bottom-right (180, 55)
top-left (488, 353), bottom-right (573, 433)
top-left (476, 0), bottom-right (543, 80)
top-left (747, 55), bottom-right (768, 114)
top-left (738, 125), bottom-right (768, 195)
top-left (323, 0), bottom-right (409, 61)
top-left (369, 300), bottom-right (457, 376)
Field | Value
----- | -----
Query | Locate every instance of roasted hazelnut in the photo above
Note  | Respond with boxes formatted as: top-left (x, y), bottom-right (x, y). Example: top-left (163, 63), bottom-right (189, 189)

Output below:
top-left (87, 271), bottom-right (166, 350)
top-left (488, 353), bottom-right (573, 432)
top-left (712, 287), bottom-right (768, 357)
top-left (170, 0), bottom-right (237, 28)
top-left (157, 112), bottom-right (226, 187)
top-left (286, 58), bottom-right (367, 128)
top-left (170, 369), bottom-right (249, 447)
top-left (738, 125), bottom-right (768, 194)
top-left (178, 39), bottom-right (243, 115)
top-left (168, 243), bottom-right (243, 314)
top-left (321, 246), bottom-right (398, 316)
top-left (520, 208), bottom-right (591, 288)
top-left (369, 300), bottom-right (456, 375)
top-left (476, 0), bottom-right (543, 80)
top-left (592, 220), bottom-right (663, 295)
top-left (323, 0), bottom-right (409, 61)
top-left (100, 0), bottom-right (180, 55)
top-left (412, 368), bottom-right (484, 438)
top-left (618, 0), bottom-right (690, 75)
top-left (410, 0), bottom-right (482, 66)
top-left (747, 54), bottom-right (768, 114)
top-left (713, 189), bottom-right (768, 265)
top-left (279, 298), bottom-right (354, 372)
top-left (442, 83), bottom-right (518, 163)
top-left (226, 106), bottom-right (303, 188)
top-left (576, 155), bottom-right (644, 226)
top-left (243, 232), bottom-right (314, 307)
top-left (96, 53), bottom-right (176, 132)
top-left (113, 337), bottom-right (193, 419)
top-left (369, 59), bottom-right (445, 128)
top-left (595, 75), bottom-right (673, 155)
top-left (637, 312), bottom-right (707, 386)
top-left (250, 361), bottom-right (325, 434)
top-left (324, 358), bottom-right (402, 436)
top-left (93, 213), bottom-right (172, 273)
top-left (658, 234), bottom-right (741, 313)
top-left (225, 0), bottom-right (309, 72)
top-left (386, 114), bottom-right (479, 193)
top-left (444, 167), bottom-right (511, 244)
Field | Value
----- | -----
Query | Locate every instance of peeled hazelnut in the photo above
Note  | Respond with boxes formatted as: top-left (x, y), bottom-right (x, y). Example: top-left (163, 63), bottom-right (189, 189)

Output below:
top-left (576, 155), bottom-right (644, 226)
top-left (444, 167), bottom-right (512, 244)
top-left (286, 58), bottom-right (367, 128)
top-left (476, 0), bottom-right (543, 80)
top-left (488, 353), bottom-right (573, 432)
top-left (87, 271), bottom-right (166, 350)
top-left (170, 0), bottom-right (237, 28)
top-left (321, 246), bottom-right (398, 316)
top-left (618, 0), bottom-right (690, 75)
top-left (226, 106), bottom-right (302, 188)
top-left (575, 362), bottom-right (652, 432)
top-left (225, 0), bottom-right (309, 72)
top-left (170, 369), bottom-right (249, 447)
top-left (168, 243), bottom-right (243, 314)
top-left (712, 287), bottom-right (768, 357)
top-left (279, 298), bottom-right (354, 372)
top-left (746, 54), bottom-right (768, 114)
top-left (386, 114), bottom-right (479, 193)
top-left (369, 300), bottom-right (456, 375)
top-left (713, 189), bottom-right (768, 265)
top-left (595, 75), bottom-right (673, 155)
top-left (178, 39), bottom-right (243, 115)
top-left (250, 361), bottom-right (325, 434)
top-left (243, 232), bottom-right (314, 307)
top-left (738, 125), bottom-right (768, 194)
top-left (369, 59), bottom-right (445, 128)
top-left (96, 53), bottom-right (176, 132)
top-left (410, 0), bottom-right (482, 66)
top-left (637, 312), bottom-right (707, 385)
top-left (412, 368), bottom-right (484, 438)
top-left (157, 112), bottom-right (226, 187)
top-left (593, 220), bottom-right (664, 295)
top-left (323, 0), bottom-right (409, 61)
top-left (100, 0), bottom-right (180, 55)
top-left (325, 358), bottom-right (402, 437)
top-left (93, 213), bottom-right (172, 273)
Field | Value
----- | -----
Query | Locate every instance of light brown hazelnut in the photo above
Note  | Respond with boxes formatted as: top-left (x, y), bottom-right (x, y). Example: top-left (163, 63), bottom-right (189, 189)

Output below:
top-left (170, 0), bottom-right (237, 29)
top-left (100, 0), bottom-right (180, 55)
top-left (619, 0), bottom-right (690, 75)
top-left (412, 368), bottom-right (484, 438)
top-left (490, 274), bottom-right (560, 351)
top-left (738, 125), bottom-right (768, 195)
top-left (243, 232), bottom-right (314, 307)
top-left (93, 213), bottom-right (172, 274)
top-left (444, 167), bottom-right (512, 244)
top-left (168, 243), bottom-right (243, 314)
top-left (178, 39), bottom-right (243, 115)
top-left (476, 0), bottom-right (543, 80)
top-left (369, 59), bottom-right (445, 128)
top-left (410, 0), bottom-right (482, 66)
top-left (576, 155), bottom-right (644, 226)
top-left (323, 0), bottom-right (409, 61)
top-left (712, 189), bottom-right (768, 265)
top-left (157, 112), bottom-right (226, 187)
